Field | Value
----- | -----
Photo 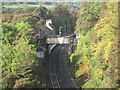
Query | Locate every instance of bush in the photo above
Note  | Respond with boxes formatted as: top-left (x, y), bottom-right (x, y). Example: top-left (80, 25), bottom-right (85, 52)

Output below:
top-left (70, 2), bottom-right (119, 88)
top-left (2, 22), bottom-right (46, 88)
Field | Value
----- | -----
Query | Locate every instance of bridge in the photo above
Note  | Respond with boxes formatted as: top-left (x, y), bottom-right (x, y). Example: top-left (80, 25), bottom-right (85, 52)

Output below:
top-left (46, 34), bottom-right (76, 44)
top-left (46, 34), bottom-right (77, 54)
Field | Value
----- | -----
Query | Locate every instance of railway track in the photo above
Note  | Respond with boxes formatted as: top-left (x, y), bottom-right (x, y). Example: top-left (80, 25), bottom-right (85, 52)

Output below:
top-left (48, 45), bottom-right (78, 88)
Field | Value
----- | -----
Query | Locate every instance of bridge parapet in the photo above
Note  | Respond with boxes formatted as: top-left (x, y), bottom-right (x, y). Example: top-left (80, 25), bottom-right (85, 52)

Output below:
top-left (46, 34), bottom-right (77, 54)
top-left (46, 34), bottom-right (76, 44)
top-left (46, 37), bottom-right (70, 44)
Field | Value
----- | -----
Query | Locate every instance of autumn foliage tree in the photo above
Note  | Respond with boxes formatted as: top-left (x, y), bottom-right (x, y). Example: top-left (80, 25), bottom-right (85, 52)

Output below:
top-left (70, 2), bottom-right (119, 88)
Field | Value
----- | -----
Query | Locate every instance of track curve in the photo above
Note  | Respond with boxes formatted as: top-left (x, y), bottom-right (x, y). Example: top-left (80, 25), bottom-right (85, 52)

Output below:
top-left (48, 45), bottom-right (78, 88)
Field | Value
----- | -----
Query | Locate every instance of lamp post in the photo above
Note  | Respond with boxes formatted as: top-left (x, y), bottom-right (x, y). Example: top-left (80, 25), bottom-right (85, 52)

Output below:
top-left (59, 27), bottom-right (62, 36)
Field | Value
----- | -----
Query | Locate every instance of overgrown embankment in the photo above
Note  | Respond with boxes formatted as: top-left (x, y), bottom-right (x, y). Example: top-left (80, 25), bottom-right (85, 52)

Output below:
top-left (70, 2), bottom-right (119, 88)
top-left (2, 22), bottom-right (46, 88)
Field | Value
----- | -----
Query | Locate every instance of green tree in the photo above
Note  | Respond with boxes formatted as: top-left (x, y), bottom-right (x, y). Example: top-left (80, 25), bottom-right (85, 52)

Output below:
top-left (33, 6), bottom-right (49, 19)
top-left (2, 22), bottom-right (46, 88)
top-left (2, 23), bottom-right (17, 44)
top-left (76, 2), bottom-right (100, 35)
top-left (50, 5), bottom-right (77, 35)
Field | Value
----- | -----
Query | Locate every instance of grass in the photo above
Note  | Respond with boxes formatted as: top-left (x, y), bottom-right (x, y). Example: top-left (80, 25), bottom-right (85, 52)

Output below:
top-left (41, 5), bottom-right (55, 9)
top-left (2, 4), bottom-right (55, 9)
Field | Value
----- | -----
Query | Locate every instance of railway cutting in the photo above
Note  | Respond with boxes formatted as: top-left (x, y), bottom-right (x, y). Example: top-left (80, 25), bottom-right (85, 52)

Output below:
top-left (47, 45), bottom-right (78, 88)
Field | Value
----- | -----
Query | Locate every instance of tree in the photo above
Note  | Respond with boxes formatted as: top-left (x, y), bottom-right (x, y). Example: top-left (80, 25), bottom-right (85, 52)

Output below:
top-left (2, 23), bottom-right (17, 44)
top-left (2, 22), bottom-right (46, 88)
top-left (70, 2), bottom-right (119, 88)
top-left (50, 4), bottom-right (77, 35)
top-left (76, 2), bottom-right (100, 35)
top-left (33, 6), bottom-right (49, 19)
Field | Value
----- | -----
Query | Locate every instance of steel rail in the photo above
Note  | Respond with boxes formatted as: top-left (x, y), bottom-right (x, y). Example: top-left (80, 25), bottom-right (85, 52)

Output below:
top-left (49, 44), bottom-right (78, 88)
top-left (59, 45), bottom-right (76, 88)
top-left (65, 50), bottom-right (79, 88)
top-left (60, 44), bottom-right (78, 88)
top-left (63, 51), bottom-right (78, 88)
top-left (49, 45), bottom-right (62, 88)
top-left (58, 45), bottom-right (70, 88)
top-left (53, 45), bottom-right (67, 88)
